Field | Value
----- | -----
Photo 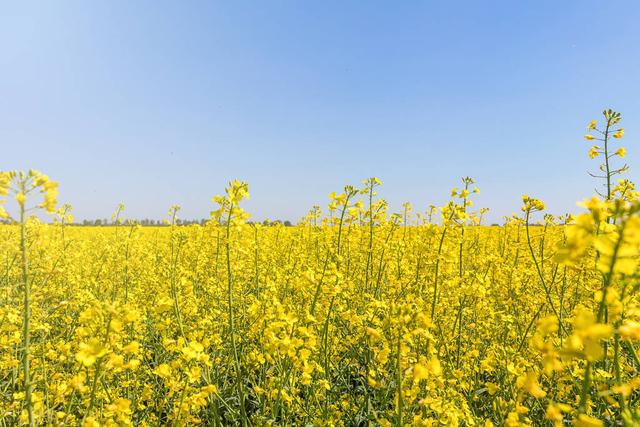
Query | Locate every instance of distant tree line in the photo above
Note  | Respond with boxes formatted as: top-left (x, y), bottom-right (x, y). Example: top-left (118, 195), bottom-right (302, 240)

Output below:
top-left (76, 219), bottom-right (294, 227)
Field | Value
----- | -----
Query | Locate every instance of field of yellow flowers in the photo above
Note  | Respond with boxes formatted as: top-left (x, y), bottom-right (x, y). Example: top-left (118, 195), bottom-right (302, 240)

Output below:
top-left (1, 110), bottom-right (639, 426)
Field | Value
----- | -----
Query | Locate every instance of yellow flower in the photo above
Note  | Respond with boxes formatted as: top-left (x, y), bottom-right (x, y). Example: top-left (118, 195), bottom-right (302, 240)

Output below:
top-left (181, 341), bottom-right (207, 361)
top-left (202, 384), bottom-right (218, 394)
top-left (615, 147), bottom-right (626, 157)
top-left (427, 357), bottom-right (442, 376)
top-left (584, 134), bottom-right (595, 140)
top-left (537, 315), bottom-right (558, 336)
top-left (594, 219), bottom-right (640, 275)
top-left (82, 416), bottom-right (100, 427)
top-left (573, 414), bottom-right (603, 427)
top-left (76, 339), bottom-right (108, 367)
top-left (122, 341), bottom-right (140, 354)
top-left (106, 353), bottom-right (124, 369)
top-left (588, 146), bottom-right (599, 159)
top-left (619, 320), bottom-right (640, 341)
top-left (522, 371), bottom-right (546, 398)
top-left (366, 327), bottom-right (382, 341)
top-left (563, 307), bottom-right (613, 361)
top-left (413, 363), bottom-right (429, 381)
top-left (546, 404), bottom-right (561, 424)
top-left (485, 382), bottom-right (499, 395)
top-left (522, 195), bottom-right (545, 212)
top-left (69, 372), bottom-right (88, 392)
top-left (154, 363), bottom-right (172, 379)
top-left (587, 120), bottom-right (597, 130)
top-left (106, 397), bottom-right (131, 415)
top-left (109, 318), bottom-right (123, 333)
top-left (613, 128), bottom-right (624, 138)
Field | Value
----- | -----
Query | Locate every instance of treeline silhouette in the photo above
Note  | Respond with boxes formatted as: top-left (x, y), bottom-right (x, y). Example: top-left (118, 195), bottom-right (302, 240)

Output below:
top-left (76, 219), bottom-right (294, 227)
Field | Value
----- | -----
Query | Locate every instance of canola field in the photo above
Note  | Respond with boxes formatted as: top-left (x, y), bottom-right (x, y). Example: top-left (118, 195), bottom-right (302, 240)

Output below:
top-left (0, 111), bottom-right (639, 426)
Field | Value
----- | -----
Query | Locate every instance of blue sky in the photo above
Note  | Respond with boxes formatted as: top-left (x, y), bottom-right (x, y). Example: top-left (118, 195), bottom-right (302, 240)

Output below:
top-left (1, 1), bottom-right (639, 223)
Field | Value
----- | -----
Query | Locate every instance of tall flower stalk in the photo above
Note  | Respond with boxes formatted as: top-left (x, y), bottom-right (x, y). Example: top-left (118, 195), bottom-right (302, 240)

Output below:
top-left (211, 179), bottom-right (251, 426)
top-left (0, 170), bottom-right (58, 427)
top-left (585, 109), bottom-right (627, 203)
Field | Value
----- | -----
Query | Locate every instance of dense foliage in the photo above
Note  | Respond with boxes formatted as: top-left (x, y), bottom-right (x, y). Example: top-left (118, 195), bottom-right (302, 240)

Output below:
top-left (0, 111), bottom-right (639, 426)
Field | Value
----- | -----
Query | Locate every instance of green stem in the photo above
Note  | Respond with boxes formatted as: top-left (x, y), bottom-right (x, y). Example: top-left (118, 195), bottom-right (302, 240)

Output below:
top-left (20, 192), bottom-right (34, 427)
top-left (225, 204), bottom-right (247, 426)
top-left (430, 217), bottom-right (450, 319)
top-left (395, 334), bottom-right (403, 427)
top-left (525, 211), bottom-right (567, 335)
top-left (603, 119), bottom-right (612, 201)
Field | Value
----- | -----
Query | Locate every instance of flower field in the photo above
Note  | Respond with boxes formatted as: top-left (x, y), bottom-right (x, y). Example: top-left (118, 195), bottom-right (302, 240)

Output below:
top-left (1, 112), bottom-right (639, 426)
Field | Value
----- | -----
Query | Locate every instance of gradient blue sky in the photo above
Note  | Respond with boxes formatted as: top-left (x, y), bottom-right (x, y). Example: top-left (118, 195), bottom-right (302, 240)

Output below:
top-left (2, 1), bottom-right (639, 223)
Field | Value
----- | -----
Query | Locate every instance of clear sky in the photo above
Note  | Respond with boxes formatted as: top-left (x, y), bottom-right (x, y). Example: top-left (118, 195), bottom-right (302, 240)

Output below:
top-left (1, 1), bottom-right (639, 223)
